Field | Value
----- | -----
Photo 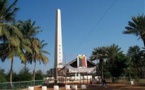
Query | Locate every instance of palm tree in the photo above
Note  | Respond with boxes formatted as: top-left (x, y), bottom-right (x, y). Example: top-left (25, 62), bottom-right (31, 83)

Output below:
top-left (90, 46), bottom-right (107, 81)
top-left (0, 0), bottom-right (21, 88)
top-left (35, 40), bottom-right (49, 79)
top-left (17, 19), bottom-right (48, 82)
top-left (0, 0), bottom-right (18, 23)
top-left (0, 0), bottom-right (20, 44)
top-left (18, 19), bottom-right (41, 39)
top-left (105, 44), bottom-right (123, 82)
top-left (127, 45), bottom-right (145, 78)
top-left (17, 19), bottom-right (41, 67)
top-left (37, 40), bottom-right (49, 64)
top-left (106, 44), bottom-right (122, 67)
top-left (0, 0), bottom-right (19, 38)
top-left (16, 19), bottom-right (48, 80)
top-left (123, 15), bottom-right (145, 47)
top-left (26, 38), bottom-right (49, 83)
top-left (0, 22), bottom-right (32, 88)
top-left (30, 38), bottom-right (42, 81)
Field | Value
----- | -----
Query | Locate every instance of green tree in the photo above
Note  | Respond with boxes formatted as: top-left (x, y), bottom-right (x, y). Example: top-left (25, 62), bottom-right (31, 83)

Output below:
top-left (17, 19), bottom-right (40, 67)
top-left (106, 44), bottom-right (122, 67)
top-left (0, 22), bottom-right (32, 88)
top-left (106, 53), bottom-right (128, 81)
top-left (0, 68), bottom-right (7, 83)
top-left (18, 67), bottom-right (32, 81)
top-left (127, 45), bottom-right (145, 78)
top-left (10, 71), bottom-right (18, 82)
top-left (90, 46), bottom-right (107, 80)
top-left (123, 15), bottom-right (145, 47)
top-left (0, 0), bottom-right (21, 88)
top-left (18, 19), bottom-right (41, 39)
top-left (105, 44), bottom-right (124, 82)
top-left (0, 0), bottom-right (19, 40)
top-left (35, 70), bottom-right (43, 80)
top-left (17, 19), bottom-right (49, 82)
top-left (26, 38), bottom-right (49, 82)
top-left (6, 70), bottom-right (20, 82)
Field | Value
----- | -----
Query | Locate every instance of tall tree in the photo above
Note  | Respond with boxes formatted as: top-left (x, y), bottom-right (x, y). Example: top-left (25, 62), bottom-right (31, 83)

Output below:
top-left (127, 45), bottom-right (145, 78)
top-left (105, 44), bottom-right (123, 82)
top-left (0, 0), bottom-right (19, 41)
top-left (17, 19), bottom-right (48, 82)
top-left (0, 22), bottom-right (32, 88)
top-left (17, 19), bottom-right (41, 67)
top-left (26, 38), bottom-right (49, 83)
top-left (105, 44), bottom-right (122, 68)
top-left (90, 46), bottom-right (107, 81)
top-left (0, 0), bottom-right (21, 88)
top-left (18, 19), bottom-right (41, 39)
top-left (106, 53), bottom-right (128, 81)
top-left (123, 15), bottom-right (145, 47)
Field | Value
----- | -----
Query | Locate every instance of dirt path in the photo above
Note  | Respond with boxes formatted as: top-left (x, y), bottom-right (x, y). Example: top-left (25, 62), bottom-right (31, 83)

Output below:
top-left (33, 83), bottom-right (145, 90)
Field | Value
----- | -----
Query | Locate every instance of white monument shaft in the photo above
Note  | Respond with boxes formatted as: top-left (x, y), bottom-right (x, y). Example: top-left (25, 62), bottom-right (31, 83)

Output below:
top-left (55, 9), bottom-right (63, 69)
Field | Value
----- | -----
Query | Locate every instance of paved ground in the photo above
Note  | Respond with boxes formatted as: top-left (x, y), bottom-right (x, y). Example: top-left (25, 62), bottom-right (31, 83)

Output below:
top-left (33, 83), bottom-right (145, 90)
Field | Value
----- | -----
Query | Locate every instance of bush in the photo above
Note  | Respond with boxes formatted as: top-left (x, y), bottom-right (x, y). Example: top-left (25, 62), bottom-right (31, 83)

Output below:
top-left (35, 70), bottom-right (43, 80)
top-left (0, 69), bottom-right (7, 83)
top-left (17, 67), bottom-right (33, 81)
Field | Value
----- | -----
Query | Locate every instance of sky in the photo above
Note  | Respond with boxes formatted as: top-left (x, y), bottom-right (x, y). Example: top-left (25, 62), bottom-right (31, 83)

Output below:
top-left (0, 0), bottom-right (145, 73)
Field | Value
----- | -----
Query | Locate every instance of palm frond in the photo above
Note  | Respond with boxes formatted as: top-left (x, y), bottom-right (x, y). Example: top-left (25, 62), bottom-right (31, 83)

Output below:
top-left (39, 54), bottom-right (48, 64)
top-left (21, 44), bottom-right (32, 53)
top-left (0, 0), bottom-right (7, 21)
top-left (11, 25), bottom-right (23, 39)
top-left (123, 14), bottom-right (145, 42)
top-left (2, 25), bottom-right (10, 38)
top-left (22, 38), bottom-right (31, 46)
top-left (7, 48), bottom-right (15, 61)
top-left (40, 50), bottom-right (49, 54)
top-left (6, 0), bottom-right (18, 11)
top-left (19, 53), bottom-right (26, 62)
top-left (9, 36), bottom-right (20, 47)
top-left (5, 7), bottom-right (19, 21)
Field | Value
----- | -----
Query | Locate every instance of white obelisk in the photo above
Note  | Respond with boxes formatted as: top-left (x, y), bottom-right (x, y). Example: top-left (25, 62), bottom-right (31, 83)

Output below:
top-left (54, 9), bottom-right (63, 82)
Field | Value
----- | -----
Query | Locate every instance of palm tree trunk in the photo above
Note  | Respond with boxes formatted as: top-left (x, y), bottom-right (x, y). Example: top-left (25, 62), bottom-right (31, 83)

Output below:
top-left (33, 60), bottom-right (36, 85)
top-left (99, 59), bottom-right (104, 81)
top-left (101, 59), bottom-right (104, 80)
top-left (102, 60), bottom-right (104, 79)
top-left (10, 59), bottom-right (14, 89)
